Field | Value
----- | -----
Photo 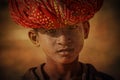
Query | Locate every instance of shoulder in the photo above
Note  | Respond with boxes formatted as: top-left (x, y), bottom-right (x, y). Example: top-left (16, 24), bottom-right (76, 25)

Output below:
top-left (95, 71), bottom-right (115, 80)
top-left (81, 63), bottom-right (115, 80)
top-left (22, 63), bottom-right (45, 80)
top-left (22, 67), bottom-right (38, 80)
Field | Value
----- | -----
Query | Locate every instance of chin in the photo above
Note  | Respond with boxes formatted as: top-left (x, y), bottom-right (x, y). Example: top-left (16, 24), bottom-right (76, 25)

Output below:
top-left (58, 58), bottom-right (78, 64)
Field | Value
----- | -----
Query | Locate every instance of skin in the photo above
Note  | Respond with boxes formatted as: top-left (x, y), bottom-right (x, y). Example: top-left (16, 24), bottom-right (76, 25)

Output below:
top-left (28, 21), bottom-right (90, 80)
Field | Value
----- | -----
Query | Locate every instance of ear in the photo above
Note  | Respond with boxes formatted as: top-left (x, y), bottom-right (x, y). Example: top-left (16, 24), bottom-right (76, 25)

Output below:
top-left (28, 29), bottom-right (40, 47)
top-left (83, 21), bottom-right (90, 39)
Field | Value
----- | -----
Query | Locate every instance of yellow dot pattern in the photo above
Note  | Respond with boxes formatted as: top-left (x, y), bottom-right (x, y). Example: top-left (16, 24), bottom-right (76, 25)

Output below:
top-left (9, 0), bottom-right (103, 29)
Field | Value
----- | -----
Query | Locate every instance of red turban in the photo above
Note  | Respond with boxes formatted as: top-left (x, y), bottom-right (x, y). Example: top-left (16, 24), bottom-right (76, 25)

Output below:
top-left (9, 0), bottom-right (103, 29)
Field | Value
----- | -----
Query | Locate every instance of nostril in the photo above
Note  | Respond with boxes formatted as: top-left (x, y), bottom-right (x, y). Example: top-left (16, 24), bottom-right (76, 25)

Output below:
top-left (68, 38), bottom-right (72, 43)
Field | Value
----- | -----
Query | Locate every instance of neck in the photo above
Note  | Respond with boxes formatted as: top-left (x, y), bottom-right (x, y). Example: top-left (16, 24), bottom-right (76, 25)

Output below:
top-left (44, 58), bottom-right (81, 79)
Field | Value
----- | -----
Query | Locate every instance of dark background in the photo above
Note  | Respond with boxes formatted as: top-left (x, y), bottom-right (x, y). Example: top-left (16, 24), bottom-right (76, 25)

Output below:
top-left (0, 0), bottom-right (120, 80)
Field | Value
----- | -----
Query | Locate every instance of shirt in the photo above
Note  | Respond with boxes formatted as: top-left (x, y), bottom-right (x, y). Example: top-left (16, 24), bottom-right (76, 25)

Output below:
top-left (22, 63), bottom-right (114, 80)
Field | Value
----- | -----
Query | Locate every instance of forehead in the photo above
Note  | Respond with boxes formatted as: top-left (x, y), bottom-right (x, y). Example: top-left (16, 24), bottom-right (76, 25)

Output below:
top-left (35, 22), bottom-right (83, 31)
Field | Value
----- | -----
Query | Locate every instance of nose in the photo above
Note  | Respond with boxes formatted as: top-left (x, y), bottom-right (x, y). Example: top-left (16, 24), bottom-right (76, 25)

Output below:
top-left (57, 33), bottom-right (72, 46)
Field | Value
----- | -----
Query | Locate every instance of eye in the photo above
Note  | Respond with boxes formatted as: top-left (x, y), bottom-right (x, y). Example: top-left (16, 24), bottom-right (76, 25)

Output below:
top-left (37, 28), bottom-right (47, 34)
top-left (47, 29), bottom-right (57, 34)
top-left (68, 25), bottom-right (78, 30)
top-left (45, 29), bottom-right (60, 37)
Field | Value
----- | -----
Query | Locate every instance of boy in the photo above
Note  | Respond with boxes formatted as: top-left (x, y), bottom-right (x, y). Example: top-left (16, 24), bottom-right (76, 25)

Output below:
top-left (9, 0), bottom-right (114, 80)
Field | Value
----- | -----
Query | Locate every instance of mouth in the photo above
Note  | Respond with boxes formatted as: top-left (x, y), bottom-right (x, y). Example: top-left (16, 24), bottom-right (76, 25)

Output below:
top-left (56, 48), bottom-right (74, 55)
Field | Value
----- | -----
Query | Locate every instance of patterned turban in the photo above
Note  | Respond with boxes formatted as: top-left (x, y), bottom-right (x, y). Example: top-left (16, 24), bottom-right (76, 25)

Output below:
top-left (9, 0), bottom-right (103, 29)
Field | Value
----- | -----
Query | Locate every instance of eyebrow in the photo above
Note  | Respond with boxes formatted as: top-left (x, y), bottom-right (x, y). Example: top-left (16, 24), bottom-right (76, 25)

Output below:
top-left (34, 23), bottom-right (81, 31)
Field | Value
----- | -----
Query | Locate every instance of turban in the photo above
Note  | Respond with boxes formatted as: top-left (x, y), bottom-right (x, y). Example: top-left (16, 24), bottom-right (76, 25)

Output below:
top-left (9, 0), bottom-right (103, 29)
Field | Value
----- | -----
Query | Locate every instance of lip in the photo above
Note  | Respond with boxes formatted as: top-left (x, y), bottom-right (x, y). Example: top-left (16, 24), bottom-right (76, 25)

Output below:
top-left (56, 48), bottom-right (74, 55)
top-left (57, 48), bottom-right (74, 52)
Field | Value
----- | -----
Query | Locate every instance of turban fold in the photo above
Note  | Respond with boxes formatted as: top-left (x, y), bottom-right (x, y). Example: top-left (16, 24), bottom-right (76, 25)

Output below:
top-left (9, 0), bottom-right (103, 29)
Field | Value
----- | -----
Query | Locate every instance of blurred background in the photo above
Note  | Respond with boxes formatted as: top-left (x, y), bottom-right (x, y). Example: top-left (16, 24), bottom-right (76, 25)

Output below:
top-left (0, 0), bottom-right (120, 80)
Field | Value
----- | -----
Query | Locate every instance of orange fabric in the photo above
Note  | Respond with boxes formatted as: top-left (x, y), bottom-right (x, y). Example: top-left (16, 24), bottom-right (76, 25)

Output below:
top-left (9, 0), bottom-right (103, 29)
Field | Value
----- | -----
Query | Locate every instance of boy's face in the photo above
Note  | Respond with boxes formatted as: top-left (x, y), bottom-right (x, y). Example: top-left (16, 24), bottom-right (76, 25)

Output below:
top-left (29, 22), bottom-right (89, 64)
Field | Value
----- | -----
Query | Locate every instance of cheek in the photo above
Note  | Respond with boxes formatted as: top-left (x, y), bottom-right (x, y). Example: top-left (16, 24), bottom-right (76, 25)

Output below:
top-left (77, 40), bottom-right (84, 53)
top-left (72, 30), bottom-right (84, 52)
top-left (39, 36), bottom-right (56, 54)
top-left (72, 30), bottom-right (84, 43)
top-left (74, 38), bottom-right (84, 52)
